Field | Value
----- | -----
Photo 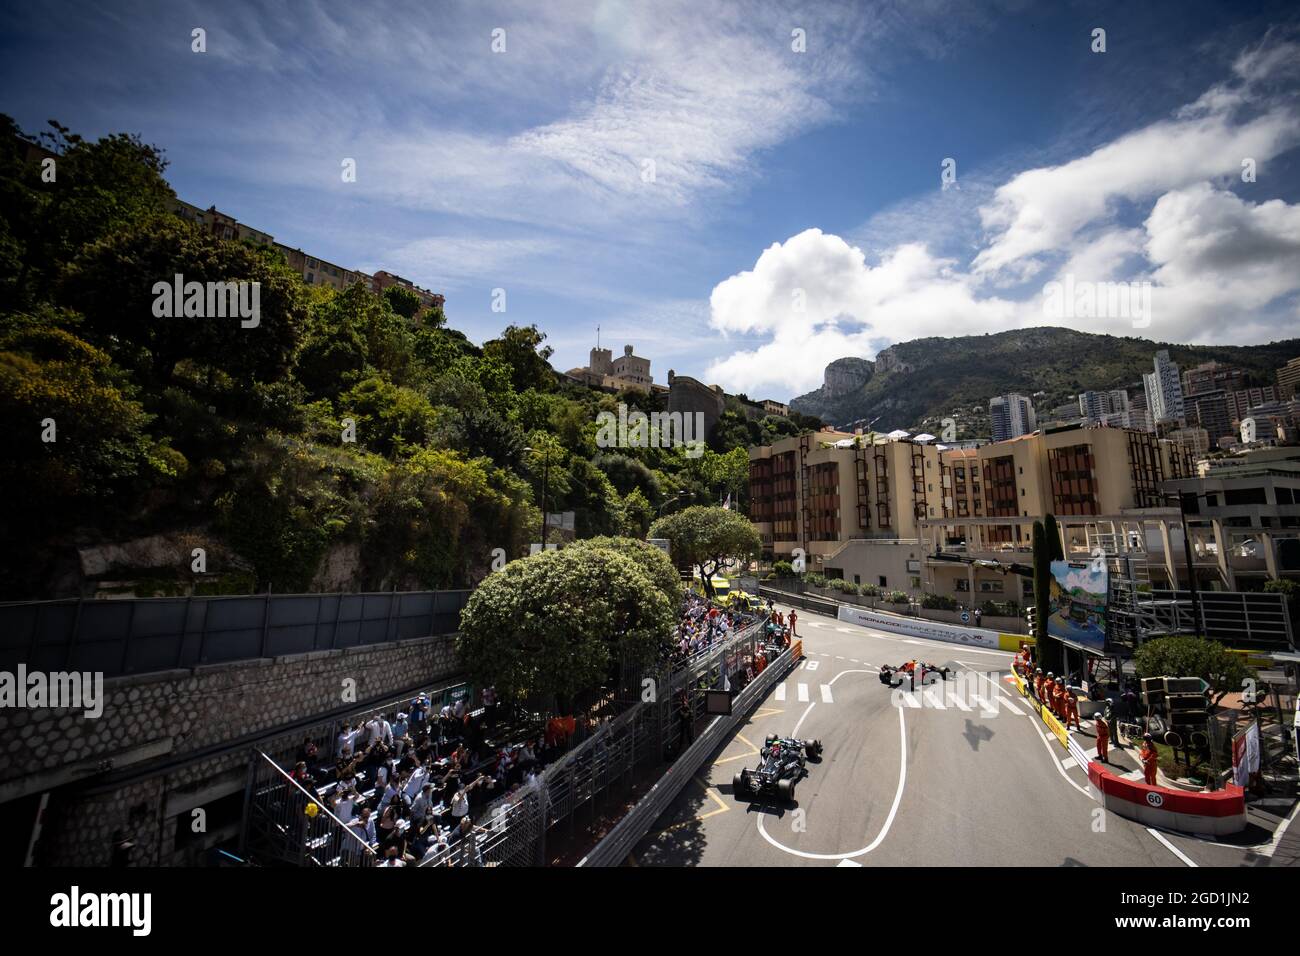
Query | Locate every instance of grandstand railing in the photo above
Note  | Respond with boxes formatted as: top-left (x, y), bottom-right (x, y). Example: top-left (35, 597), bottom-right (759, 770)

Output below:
top-left (246, 610), bottom-right (770, 868)
top-left (242, 751), bottom-right (376, 867)
top-left (457, 614), bottom-right (772, 867)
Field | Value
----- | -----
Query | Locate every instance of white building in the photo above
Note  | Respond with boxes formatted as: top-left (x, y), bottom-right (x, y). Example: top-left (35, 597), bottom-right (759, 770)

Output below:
top-left (989, 393), bottom-right (1037, 442)
top-left (1144, 350), bottom-right (1186, 425)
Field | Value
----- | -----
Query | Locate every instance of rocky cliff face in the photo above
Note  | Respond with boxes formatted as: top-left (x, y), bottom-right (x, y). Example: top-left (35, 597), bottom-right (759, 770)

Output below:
top-left (822, 357), bottom-right (874, 399)
top-left (786, 355), bottom-right (873, 422)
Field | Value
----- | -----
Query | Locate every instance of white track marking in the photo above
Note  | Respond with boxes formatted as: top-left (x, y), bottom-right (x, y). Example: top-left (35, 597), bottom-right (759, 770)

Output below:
top-left (805, 659), bottom-right (820, 671)
top-left (775, 683), bottom-right (786, 702)
top-left (820, 684), bottom-right (834, 704)
top-left (962, 661), bottom-right (1202, 867)
top-left (995, 695), bottom-right (1025, 716)
top-left (1259, 798), bottom-right (1300, 858)
top-left (967, 667), bottom-right (1093, 798)
top-left (837, 859), bottom-right (862, 867)
top-left (791, 701), bottom-right (817, 736)
top-left (797, 683), bottom-right (810, 702)
top-left (1146, 828), bottom-right (1197, 867)
top-left (758, 699), bottom-right (907, 860)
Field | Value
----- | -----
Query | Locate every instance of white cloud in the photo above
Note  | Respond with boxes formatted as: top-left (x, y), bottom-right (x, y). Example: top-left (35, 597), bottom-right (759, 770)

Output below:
top-left (1143, 183), bottom-right (1300, 342)
top-left (704, 229), bottom-right (1023, 396)
top-left (705, 36), bottom-right (1300, 401)
top-left (973, 39), bottom-right (1300, 276)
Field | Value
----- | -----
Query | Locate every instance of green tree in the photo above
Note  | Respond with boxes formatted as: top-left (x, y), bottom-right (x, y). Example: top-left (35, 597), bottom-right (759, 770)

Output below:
top-left (569, 535), bottom-right (681, 606)
top-left (1, 117), bottom-right (176, 311)
top-left (618, 487), bottom-right (655, 538)
top-left (457, 547), bottom-right (674, 709)
top-left (1134, 636), bottom-right (1253, 706)
top-left (650, 505), bottom-right (760, 597)
top-left (0, 318), bottom-right (181, 590)
top-left (338, 376), bottom-right (438, 456)
top-left (1044, 513), bottom-right (1064, 561)
top-left (383, 284), bottom-right (421, 320)
top-left (62, 215), bottom-right (308, 390)
top-left (482, 324), bottom-right (554, 393)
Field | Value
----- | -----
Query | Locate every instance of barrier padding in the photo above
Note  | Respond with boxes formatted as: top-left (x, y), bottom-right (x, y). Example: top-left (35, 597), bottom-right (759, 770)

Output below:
top-left (998, 633), bottom-right (1035, 652)
top-left (1009, 669), bottom-right (1067, 748)
top-left (1040, 701), bottom-right (1068, 748)
top-left (1087, 762), bottom-right (1247, 836)
top-left (1009, 669), bottom-right (1028, 697)
top-left (791, 639), bottom-right (804, 661)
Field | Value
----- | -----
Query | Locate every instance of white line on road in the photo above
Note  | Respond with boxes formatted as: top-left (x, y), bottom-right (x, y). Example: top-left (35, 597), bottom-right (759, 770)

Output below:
top-left (797, 683), bottom-right (810, 702)
top-left (758, 695), bottom-right (907, 861)
top-left (1258, 797), bottom-right (1300, 858)
top-left (775, 683), bottom-right (786, 702)
top-left (821, 684), bottom-right (834, 704)
top-left (1146, 828), bottom-right (1197, 867)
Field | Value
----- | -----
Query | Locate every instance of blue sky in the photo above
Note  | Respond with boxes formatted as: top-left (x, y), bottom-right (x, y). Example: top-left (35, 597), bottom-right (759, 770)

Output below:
top-left (4, 0), bottom-right (1299, 401)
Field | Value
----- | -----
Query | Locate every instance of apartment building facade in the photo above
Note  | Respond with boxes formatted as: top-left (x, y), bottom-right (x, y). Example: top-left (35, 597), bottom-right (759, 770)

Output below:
top-left (749, 430), bottom-right (947, 591)
top-left (370, 270), bottom-right (445, 315)
top-left (990, 393), bottom-right (1036, 442)
top-left (1145, 350), bottom-right (1186, 425)
top-left (750, 423), bottom-right (1200, 600)
top-left (1279, 357), bottom-right (1300, 401)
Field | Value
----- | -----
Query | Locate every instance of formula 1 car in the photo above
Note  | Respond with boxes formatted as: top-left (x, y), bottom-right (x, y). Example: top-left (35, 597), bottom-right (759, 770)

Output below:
top-left (732, 735), bottom-right (823, 802)
top-left (879, 661), bottom-right (952, 687)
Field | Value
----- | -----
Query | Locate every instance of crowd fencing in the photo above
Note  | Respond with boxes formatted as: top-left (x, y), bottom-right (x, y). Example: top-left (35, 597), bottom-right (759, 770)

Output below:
top-left (433, 615), bottom-right (774, 867)
top-left (578, 641), bottom-right (799, 867)
top-left (241, 751), bottom-right (376, 867)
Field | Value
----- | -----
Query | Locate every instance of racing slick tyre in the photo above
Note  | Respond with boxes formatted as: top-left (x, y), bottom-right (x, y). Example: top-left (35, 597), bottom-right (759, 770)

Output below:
top-left (778, 778), bottom-right (795, 802)
top-left (807, 739), bottom-right (823, 759)
top-left (733, 773), bottom-right (747, 796)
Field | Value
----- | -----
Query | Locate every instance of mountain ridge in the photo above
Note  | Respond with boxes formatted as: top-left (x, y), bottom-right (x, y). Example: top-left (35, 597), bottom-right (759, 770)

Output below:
top-left (788, 327), bottom-right (1299, 435)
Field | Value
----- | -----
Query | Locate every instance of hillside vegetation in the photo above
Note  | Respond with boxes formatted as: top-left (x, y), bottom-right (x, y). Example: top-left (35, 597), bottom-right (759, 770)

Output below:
top-left (0, 118), bottom-right (807, 599)
top-left (790, 327), bottom-right (1298, 434)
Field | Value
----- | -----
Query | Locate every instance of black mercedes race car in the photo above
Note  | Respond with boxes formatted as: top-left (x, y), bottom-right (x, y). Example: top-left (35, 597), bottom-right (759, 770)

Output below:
top-left (732, 735), bottom-right (823, 802)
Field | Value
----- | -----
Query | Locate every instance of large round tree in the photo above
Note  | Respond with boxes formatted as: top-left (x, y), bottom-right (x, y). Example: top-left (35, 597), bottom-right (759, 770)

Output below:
top-left (650, 505), bottom-right (760, 598)
top-left (457, 546), bottom-right (675, 710)
top-left (568, 535), bottom-right (681, 607)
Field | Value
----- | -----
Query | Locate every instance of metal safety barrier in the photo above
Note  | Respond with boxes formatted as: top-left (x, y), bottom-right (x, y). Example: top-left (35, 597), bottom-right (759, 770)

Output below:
top-left (577, 643), bottom-right (799, 867)
top-left (242, 751), bottom-right (376, 867)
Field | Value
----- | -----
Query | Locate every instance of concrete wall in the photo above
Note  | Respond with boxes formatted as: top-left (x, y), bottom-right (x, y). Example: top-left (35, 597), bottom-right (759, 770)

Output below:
top-left (1, 633), bottom-right (460, 866)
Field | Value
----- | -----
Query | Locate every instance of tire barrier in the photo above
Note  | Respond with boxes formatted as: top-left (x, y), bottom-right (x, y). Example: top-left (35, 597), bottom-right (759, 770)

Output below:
top-left (1087, 761), bottom-right (1247, 835)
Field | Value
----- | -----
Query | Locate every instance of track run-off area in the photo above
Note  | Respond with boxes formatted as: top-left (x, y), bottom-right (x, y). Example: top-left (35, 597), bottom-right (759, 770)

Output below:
top-left (629, 602), bottom-right (1291, 868)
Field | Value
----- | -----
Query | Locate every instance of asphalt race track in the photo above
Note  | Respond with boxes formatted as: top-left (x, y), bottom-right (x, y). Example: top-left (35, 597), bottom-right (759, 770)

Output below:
top-left (630, 602), bottom-right (1289, 868)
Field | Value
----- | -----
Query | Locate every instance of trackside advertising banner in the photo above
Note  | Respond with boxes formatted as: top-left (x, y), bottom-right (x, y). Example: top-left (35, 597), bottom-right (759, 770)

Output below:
top-left (1047, 560), bottom-right (1108, 652)
top-left (836, 605), bottom-right (1001, 649)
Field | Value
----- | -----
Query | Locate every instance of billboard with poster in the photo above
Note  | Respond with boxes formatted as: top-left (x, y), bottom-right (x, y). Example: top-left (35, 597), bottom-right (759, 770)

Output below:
top-left (1047, 560), bottom-right (1108, 652)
